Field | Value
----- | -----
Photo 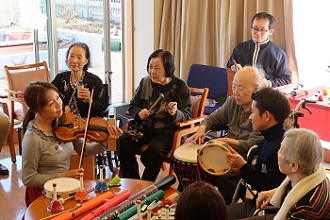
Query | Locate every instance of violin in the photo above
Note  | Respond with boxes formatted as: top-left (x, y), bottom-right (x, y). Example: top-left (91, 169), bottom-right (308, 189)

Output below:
top-left (53, 113), bottom-right (143, 143)
top-left (54, 113), bottom-right (109, 142)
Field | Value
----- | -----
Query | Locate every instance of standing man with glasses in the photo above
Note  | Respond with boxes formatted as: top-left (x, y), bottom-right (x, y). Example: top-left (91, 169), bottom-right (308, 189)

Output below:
top-left (227, 12), bottom-right (291, 87)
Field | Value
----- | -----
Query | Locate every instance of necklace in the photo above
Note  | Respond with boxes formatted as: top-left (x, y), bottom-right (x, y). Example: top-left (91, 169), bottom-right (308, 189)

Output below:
top-left (70, 71), bottom-right (85, 84)
top-left (67, 71), bottom-right (85, 117)
top-left (239, 108), bottom-right (252, 125)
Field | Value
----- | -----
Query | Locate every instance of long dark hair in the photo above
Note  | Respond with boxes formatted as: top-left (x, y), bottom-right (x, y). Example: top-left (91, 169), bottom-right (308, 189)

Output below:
top-left (23, 81), bottom-right (59, 131)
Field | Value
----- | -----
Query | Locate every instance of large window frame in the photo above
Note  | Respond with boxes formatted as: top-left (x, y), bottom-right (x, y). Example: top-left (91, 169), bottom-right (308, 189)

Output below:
top-left (45, 0), bottom-right (129, 104)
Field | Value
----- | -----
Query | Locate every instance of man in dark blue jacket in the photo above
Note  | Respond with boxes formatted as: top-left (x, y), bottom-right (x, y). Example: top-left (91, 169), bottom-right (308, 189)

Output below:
top-left (226, 87), bottom-right (290, 206)
top-left (227, 12), bottom-right (291, 87)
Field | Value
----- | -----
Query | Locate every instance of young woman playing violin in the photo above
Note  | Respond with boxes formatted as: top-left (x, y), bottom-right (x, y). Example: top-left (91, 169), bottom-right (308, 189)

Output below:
top-left (21, 81), bottom-right (122, 207)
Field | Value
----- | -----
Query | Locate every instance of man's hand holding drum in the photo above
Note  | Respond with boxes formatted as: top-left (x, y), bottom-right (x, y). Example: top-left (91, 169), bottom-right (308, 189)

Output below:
top-left (226, 147), bottom-right (247, 174)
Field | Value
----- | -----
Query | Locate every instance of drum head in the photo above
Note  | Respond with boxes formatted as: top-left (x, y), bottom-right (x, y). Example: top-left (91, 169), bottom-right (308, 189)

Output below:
top-left (44, 177), bottom-right (80, 199)
top-left (173, 142), bottom-right (201, 163)
top-left (197, 140), bottom-right (231, 176)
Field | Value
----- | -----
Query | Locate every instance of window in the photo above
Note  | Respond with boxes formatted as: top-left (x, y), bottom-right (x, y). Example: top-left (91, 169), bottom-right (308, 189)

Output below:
top-left (0, 0), bottom-right (125, 104)
top-left (55, 0), bottom-right (124, 103)
top-left (293, 0), bottom-right (330, 86)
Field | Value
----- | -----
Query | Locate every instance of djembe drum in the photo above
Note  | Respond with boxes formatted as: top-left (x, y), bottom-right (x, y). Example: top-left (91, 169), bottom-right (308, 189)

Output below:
top-left (172, 140), bottom-right (230, 188)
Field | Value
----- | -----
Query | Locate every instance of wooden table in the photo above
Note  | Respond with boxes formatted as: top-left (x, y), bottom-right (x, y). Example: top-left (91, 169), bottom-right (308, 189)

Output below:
top-left (24, 178), bottom-right (177, 220)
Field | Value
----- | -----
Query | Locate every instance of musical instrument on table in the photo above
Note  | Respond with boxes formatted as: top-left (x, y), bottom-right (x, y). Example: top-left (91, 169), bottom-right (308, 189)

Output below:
top-left (79, 190), bottom-right (131, 220)
top-left (51, 190), bottom-right (115, 220)
top-left (197, 139), bottom-right (230, 176)
top-left (172, 142), bottom-right (216, 187)
top-left (96, 175), bottom-right (176, 220)
top-left (117, 190), bottom-right (165, 220)
top-left (43, 177), bottom-right (80, 199)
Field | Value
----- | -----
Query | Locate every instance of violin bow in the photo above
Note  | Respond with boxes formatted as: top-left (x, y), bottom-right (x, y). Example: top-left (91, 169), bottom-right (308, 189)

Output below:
top-left (78, 89), bottom-right (94, 168)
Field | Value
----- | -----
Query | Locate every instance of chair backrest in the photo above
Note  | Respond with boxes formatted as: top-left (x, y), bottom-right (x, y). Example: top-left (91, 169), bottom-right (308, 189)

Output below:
top-left (189, 87), bottom-right (209, 117)
top-left (187, 64), bottom-right (228, 114)
top-left (4, 61), bottom-right (50, 94)
top-left (226, 68), bottom-right (235, 96)
top-left (4, 61), bottom-right (50, 115)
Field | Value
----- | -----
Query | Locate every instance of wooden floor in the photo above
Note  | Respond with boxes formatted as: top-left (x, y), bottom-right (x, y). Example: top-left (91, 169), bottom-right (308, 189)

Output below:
top-left (0, 143), bottom-right (26, 220)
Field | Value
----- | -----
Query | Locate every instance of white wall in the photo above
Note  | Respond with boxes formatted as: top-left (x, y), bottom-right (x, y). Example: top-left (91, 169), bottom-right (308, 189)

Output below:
top-left (133, 0), bottom-right (155, 89)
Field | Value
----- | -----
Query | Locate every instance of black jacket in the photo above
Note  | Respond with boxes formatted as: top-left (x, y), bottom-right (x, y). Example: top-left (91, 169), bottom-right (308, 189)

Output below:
top-left (52, 71), bottom-right (107, 118)
top-left (227, 39), bottom-right (291, 87)
top-left (129, 75), bottom-right (191, 134)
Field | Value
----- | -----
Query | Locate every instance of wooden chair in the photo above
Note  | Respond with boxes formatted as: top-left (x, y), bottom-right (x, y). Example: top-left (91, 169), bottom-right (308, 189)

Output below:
top-left (122, 87), bottom-right (209, 176)
top-left (4, 61), bottom-right (50, 163)
top-left (226, 68), bottom-right (235, 97)
top-left (0, 99), bottom-right (14, 162)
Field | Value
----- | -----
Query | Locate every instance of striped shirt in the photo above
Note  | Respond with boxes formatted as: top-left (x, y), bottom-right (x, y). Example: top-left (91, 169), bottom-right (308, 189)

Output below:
top-left (288, 178), bottom-right (330, 219)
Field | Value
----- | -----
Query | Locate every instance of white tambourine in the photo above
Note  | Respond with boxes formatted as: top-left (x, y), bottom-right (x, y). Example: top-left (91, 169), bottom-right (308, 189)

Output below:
top-left (43, 177), bottom-right (80, 199)
top-left (197, 140), bottom-right (231, 176)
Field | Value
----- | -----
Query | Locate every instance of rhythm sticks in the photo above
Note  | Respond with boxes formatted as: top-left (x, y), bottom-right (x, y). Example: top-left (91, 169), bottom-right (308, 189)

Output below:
top-left (148, 93), bottom-right (164, 113)
top-left (80, 190), bottom-right (130, 220)
top-left (95, 185), bottom-right (158, 219)
top-left (51, 190), bottom-right (114, 220)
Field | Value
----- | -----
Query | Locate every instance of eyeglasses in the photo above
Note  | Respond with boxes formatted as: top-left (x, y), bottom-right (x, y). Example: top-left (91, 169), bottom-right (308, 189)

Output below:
top-left (251, 27), bottom-right (269, 33)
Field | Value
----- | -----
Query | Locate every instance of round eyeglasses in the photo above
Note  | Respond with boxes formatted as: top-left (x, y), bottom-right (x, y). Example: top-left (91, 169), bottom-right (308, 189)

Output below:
top-left (251, 27), bottom-right (269, 33)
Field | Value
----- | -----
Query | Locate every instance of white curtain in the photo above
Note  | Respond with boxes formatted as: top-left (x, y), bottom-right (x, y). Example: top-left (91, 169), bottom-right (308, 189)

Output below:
top-left (156, 0), bottom-right (298, 83)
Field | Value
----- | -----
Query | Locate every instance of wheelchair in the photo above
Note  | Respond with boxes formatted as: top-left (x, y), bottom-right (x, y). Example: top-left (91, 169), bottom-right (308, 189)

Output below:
top-left (231, 98), bottom-right (317, 205)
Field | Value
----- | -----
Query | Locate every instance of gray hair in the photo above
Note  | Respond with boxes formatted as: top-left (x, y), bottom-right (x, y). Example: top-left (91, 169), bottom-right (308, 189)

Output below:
top-left (254, 65), bottom-right (266, 88)
top-left (244, 65), bottom-right (265, 88)
top-left (283, 128), bottom-right (323, 175)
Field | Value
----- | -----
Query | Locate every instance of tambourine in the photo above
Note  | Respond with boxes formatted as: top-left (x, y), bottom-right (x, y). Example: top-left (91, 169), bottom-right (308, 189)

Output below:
top-left (172, 142), bottom-right (216, 185)
top-left (197, 140), bottom-right (231, 176)
top-left (43, 177), bottom-right (80, 199)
